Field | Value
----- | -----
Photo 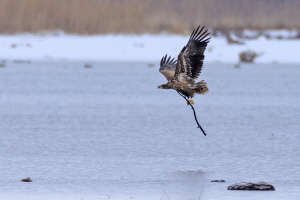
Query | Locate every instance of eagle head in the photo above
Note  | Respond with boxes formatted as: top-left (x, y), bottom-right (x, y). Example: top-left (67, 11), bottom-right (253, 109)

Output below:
top-left (158, 83), bottom-right (172, 89)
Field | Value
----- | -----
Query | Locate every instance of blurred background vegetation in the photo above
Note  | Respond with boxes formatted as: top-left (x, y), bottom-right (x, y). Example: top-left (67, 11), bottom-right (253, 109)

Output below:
top-left (1, 0), bottom-right (300, 34)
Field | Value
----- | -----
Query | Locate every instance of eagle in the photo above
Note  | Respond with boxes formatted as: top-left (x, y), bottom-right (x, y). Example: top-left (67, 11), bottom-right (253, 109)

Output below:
top-left (158, 26), bottom-right (210, 104)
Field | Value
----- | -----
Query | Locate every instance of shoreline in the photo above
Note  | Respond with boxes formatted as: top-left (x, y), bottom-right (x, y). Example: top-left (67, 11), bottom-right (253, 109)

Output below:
top-left (1, 31), bottom-right (300, 64)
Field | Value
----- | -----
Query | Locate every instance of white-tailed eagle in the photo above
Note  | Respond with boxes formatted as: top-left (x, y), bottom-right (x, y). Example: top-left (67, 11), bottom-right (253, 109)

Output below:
top-left (158, 26), bottom-right (210, 104)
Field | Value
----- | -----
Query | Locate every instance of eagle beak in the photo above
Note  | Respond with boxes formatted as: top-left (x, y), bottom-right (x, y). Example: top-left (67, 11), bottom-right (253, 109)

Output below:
top-left (158, 85), bottom-right (162, 89)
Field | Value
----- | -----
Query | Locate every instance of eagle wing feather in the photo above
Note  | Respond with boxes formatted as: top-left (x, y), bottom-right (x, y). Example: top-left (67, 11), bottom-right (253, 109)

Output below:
top-left (159, 54), bottom-right (177, 81)
top-left (174, 26), bottom-right (210, 82)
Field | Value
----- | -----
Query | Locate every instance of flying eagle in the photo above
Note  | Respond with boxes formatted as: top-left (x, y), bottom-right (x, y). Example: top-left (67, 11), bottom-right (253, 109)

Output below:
top-left (158, 26), bottom-right (210, 104)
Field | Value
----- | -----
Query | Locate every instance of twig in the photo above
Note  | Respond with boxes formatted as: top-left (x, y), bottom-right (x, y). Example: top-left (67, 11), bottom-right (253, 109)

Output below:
top-left (163, 190), bottom-right (170, 200)
top-left (198, 185), bottom-right (204, 200)
top-left (177, 92), bottom-right (207, 136)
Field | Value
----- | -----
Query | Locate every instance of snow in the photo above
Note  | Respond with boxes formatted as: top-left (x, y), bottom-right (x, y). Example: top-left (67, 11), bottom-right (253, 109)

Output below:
top-left (241, 29), bottom-right (299, 39)
top-left (1, 31), bottom-right (300, 64)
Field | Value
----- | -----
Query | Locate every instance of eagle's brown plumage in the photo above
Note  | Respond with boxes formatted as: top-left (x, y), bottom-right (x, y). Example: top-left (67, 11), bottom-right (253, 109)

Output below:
top-left (158, 26), bottom-right (210, 101)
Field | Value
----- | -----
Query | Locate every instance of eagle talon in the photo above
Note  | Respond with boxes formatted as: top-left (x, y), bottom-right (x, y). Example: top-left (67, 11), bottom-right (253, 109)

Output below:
top-left (186, 99), bottom-right (194, 105)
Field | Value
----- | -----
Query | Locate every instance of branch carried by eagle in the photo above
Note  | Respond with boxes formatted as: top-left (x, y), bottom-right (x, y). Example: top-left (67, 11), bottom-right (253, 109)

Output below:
top-left (158, 26), bottom-right (210, 136)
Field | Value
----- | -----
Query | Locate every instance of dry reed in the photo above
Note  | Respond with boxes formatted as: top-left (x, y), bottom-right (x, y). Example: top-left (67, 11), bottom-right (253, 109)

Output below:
top-left (1, 0), bottom-right (300, 34)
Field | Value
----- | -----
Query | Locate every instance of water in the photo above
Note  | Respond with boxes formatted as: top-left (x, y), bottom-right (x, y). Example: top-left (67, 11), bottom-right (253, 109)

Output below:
top-left (0, 61), bottom-right (299, 200)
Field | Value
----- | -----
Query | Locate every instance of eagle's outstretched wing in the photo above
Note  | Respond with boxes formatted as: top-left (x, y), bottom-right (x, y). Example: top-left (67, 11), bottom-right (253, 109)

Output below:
top-left (159, 54), bottom-right (177, 81)
top-left (174, 26), bottom-right (210, 82)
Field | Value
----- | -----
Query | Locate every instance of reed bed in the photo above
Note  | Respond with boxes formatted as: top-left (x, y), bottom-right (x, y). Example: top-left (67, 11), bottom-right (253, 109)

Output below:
top-left (1, 0), bottom-right (300, 34)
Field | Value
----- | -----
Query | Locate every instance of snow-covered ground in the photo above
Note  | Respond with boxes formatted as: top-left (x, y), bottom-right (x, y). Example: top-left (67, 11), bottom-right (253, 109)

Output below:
top-left (1, 31), bottom-right (300, 64)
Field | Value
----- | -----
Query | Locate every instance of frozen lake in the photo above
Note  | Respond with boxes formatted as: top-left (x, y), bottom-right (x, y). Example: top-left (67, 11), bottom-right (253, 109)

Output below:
top-left (0, 62), bottom-right (299, 200)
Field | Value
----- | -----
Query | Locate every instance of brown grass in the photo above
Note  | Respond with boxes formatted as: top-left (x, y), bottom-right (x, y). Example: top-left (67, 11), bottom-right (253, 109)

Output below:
top-left (1, 0), bottom-right (300, 34)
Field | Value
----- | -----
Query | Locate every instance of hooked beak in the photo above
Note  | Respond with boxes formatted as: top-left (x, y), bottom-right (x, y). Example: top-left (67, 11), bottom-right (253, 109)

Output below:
top-left (158, 85), bottom-right (162, 89)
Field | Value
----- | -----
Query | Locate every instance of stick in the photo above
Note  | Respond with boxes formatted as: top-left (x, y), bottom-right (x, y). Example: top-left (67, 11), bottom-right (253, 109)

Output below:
top-left (177, 92), bottom-right (207, 136)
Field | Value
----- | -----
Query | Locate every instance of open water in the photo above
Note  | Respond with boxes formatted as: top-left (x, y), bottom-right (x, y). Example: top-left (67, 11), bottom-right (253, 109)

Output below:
top-left (0, 61), bottom-right (299, 200)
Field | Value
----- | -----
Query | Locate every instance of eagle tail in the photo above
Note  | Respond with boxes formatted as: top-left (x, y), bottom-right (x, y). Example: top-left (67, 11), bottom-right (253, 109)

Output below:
top-left (193, 80), bottom-right (208, 94)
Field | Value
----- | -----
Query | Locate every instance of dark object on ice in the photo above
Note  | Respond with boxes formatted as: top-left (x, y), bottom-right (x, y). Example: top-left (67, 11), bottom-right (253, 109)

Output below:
top-left (21, 177), bottom-right (32, 182)
top-left (234, 63), bottom-right (240, 68)
top-left (211, 179), bottom-right (225, 182)
top-left (239, 50), bottom-right (261, 63)
top-left (0, 63), bottom-right (5, 68)
top-left (13, 60), bottom-right (31, 64)
top-left (84, 64), bottom-right (93, 68)
top-left (228, 182), bottom-right (275, 191)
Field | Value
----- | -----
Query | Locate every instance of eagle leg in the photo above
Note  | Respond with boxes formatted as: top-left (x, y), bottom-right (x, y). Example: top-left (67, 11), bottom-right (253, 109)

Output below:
top-left (186, 98), bottom-right (195, 105)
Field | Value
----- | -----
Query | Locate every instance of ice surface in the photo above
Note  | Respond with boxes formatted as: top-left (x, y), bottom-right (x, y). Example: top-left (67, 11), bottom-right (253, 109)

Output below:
top-left (0, 61), bottom-right (299, 200)
top-left (1, 32), bottom-right (300, 64)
